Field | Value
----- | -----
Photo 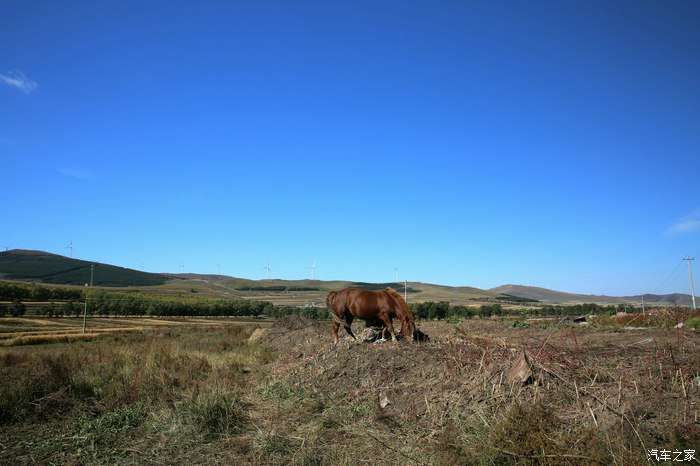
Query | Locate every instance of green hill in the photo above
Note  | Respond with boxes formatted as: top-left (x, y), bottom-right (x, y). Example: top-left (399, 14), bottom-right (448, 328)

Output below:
top-left (0, 250), bottom-right (169, 287)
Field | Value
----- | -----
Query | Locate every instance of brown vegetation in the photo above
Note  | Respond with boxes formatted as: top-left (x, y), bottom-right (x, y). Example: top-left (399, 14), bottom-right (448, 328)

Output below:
top-left (1, 316), bottom-right (698, 464)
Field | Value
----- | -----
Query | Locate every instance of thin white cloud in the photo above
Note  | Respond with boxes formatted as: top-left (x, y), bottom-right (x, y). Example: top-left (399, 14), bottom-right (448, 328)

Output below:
top-left (665, 208), bottom-right (700, 237)
top-left (0, 70), bottom-right (38, 94)
top-left (60, 168), bottom-right (96, 180)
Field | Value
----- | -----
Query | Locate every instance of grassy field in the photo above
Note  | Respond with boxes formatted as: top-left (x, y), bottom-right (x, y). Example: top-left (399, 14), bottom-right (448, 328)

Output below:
top-left (1, 316), bottom-right (699, 465)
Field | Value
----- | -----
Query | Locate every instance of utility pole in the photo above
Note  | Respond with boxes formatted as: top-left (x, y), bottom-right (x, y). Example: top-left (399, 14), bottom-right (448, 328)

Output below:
top-left (82, 264), bottom-right (94, 334)
top-left (684, 257), bottom-right (696, 310)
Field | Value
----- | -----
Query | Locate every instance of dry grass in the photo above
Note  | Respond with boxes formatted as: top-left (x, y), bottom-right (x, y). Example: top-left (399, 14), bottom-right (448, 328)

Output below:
top-left (244, 317), bottom-right (700, 465)
top-left (0, 316), bottom-right (269, 347)
top-left (0, 322), bottom-right (272, 464)
top-left (0, 328), bottom-right (145, 346)
top-left (1, 316), bottom-right (699, 465)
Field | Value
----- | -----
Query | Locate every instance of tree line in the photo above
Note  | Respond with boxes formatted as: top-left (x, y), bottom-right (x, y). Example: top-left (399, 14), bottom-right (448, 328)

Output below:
top-left (408, 301), bottom-right (634, 320)
top-left (0, 281), bottom-right (83, 301)
top-left (35, 291), bottom-right (275, 318)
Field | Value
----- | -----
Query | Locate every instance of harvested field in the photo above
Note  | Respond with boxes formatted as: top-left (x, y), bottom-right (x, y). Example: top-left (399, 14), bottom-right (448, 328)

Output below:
top-left (0, 316), bottom-right (271, 346)
top-left (0, 316), bottom-right (698, 464)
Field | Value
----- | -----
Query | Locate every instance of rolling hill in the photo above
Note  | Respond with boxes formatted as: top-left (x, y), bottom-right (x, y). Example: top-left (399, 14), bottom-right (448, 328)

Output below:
top-left (0, 250), bottom-right (693, 307)
top-left (0, 250), bottom-right (505, 305)
top-left (0, 250), bottom-right (169, 287)
top-left (489, 284), bottom-right (694, 306)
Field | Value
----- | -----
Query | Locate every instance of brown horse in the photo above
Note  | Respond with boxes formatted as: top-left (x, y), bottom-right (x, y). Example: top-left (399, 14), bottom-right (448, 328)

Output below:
top-left (326, 287), bottom-right (415, 344)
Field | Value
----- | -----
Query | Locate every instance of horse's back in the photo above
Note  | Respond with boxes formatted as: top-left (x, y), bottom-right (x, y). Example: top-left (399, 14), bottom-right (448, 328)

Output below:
top-left (344, 288), bottom-right (391, 319)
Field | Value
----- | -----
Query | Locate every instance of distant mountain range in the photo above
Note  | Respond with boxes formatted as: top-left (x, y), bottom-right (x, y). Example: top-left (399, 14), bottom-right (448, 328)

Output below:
top-left (489, 284), bottom-right (694, 307)
top-left (0, 249), bottom-right (693, 306)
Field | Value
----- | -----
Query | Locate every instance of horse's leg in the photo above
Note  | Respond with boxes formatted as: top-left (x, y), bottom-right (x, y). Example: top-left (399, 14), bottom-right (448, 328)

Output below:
top-left (379, 314), bottom-right (397, 342)
top-left (343, 315), bottom-right (357, 341)
top-left (380, 324), bottom-right (388, 340)
top-left (332, 320), bottom-right (340, 345)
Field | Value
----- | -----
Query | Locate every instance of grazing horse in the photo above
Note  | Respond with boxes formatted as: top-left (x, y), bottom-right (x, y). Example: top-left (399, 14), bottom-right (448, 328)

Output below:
top-left (326, 287), bottom-right (415, 344)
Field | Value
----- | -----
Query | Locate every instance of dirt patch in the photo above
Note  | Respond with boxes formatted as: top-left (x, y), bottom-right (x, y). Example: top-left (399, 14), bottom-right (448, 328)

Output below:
top-left (248, 315), bottom-right (323, 351)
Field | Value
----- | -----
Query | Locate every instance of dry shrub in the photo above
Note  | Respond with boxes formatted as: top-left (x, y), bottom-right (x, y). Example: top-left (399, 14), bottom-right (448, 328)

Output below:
top-left (489, 400), bottom-right (603, 465)
top-left (0, 352), bottom-right (78, 422)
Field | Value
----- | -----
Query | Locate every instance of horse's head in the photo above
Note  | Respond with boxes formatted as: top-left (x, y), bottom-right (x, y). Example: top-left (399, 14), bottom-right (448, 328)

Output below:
top-left (384, 287), bottom-right (416, 342)
top-left (400, 312), bottom-right (415, 341)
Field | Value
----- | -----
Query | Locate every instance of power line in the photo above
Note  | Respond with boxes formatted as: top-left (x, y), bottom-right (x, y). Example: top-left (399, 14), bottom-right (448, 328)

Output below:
top-left (650, 259), bottom-right (685, 294)
top-left (82, 264), bottom-right (94, 334)
top-left (684, 256), bottom-right (696, 309)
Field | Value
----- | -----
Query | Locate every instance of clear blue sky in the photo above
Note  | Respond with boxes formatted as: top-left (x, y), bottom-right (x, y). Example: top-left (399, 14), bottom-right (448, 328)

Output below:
top-left (2, 1), bottom-right (699, 296)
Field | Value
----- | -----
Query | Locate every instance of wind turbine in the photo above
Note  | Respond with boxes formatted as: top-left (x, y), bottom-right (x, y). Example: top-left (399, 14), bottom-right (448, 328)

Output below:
top-left (66, 240), bottom-right (73, 258)
top-left (264, 262), bottom-right (271, 280)
top-left (310, 261), bottom-right (316, 280)
top-left (394, 267), bottom-right (399, 282)
top-left (3, 245), bottom-right (10, 251)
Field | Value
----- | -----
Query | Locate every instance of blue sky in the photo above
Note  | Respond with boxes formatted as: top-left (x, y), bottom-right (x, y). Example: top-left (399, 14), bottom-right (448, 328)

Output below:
top-left (2, 1), bottom-right (699, 296)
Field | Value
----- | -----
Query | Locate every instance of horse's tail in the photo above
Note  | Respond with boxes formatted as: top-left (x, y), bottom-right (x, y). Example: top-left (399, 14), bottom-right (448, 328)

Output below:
top-left (328, 308), bottom-right (352, 328)
top-left (326, 290), bottom-right (352, 329)
top-left (326, 291), bottom-right (337, 309)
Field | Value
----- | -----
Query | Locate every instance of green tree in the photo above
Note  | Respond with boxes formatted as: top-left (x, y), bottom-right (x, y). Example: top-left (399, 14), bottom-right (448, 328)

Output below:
top-left (62, 301), bottom-right (78, 317)
top-left (9, 299), bottom-right (26, 317)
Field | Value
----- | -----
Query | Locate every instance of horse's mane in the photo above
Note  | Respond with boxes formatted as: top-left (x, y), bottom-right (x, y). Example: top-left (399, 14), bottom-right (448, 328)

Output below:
top-left (383, 287), bottom-right (413, 318)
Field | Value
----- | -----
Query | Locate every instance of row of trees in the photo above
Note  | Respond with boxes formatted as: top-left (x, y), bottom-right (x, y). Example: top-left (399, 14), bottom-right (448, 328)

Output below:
top-left (0, 281), bottom-right (83, 301)
top-left (409, 301), bottom-right (633, 320)
top-left (267, 301), bottom-right (630, 322)
top-left (409, 302), bottom-right (506, 320)
top-left (32, 291), bottom-right (274, 318)
top-left (0, 300), bottom-right (26, 317)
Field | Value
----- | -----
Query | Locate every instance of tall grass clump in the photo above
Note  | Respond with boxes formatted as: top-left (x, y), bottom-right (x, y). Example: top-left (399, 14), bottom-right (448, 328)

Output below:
top-left (184, 388), bottom-right (247, 437)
